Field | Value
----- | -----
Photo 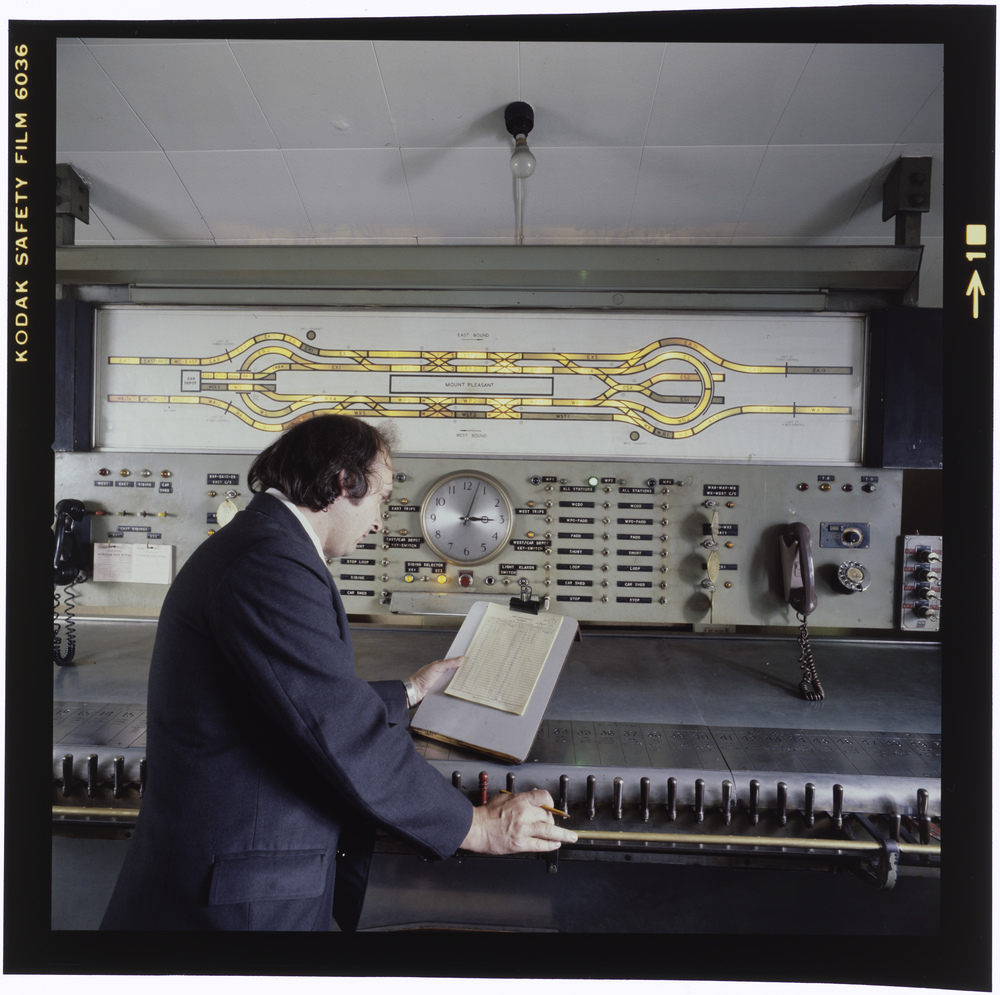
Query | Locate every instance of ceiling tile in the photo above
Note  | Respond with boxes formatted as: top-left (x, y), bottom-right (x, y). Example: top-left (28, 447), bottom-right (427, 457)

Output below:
top-left (82, 39), bottom-right (277, 152)
top-left (519, 147), bottom-right (642, 239)
top-left (402, 147), bottom-right (512, 239)
top-left (771, 43), bottom-right (944, 146)
top-left (58, 151), bottom-right (213, 241)
top-left (375, 41), bottom-right (521, 149)
top-left (167, 150), bottom-right (313, 240)
top-left (56, 39), bottom-right (159, 153)
top-left (898, 81), bottom-right (944, 144)
top-left (734, 144), bottom-right (895, 239)
top-left (646, 43), bottom-right (814, 147)
top-left (631, 145), bottom-right (767, 239)
top-left (230, 40), bottom-right (397, 150)
top-left (283, 148), bottom-right (416, 239)
top-left (518, 42), bottom-right (664, 147)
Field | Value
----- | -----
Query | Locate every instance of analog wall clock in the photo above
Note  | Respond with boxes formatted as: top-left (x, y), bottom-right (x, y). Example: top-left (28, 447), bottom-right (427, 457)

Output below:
top-left (420, 471), bottom-right (514, 565)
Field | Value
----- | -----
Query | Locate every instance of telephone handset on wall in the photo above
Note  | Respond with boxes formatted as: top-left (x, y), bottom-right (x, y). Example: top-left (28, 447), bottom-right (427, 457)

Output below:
top-left (778, 522), bottom-right (824, 701)
top-left (779, 521), bottom-right (817, 616)
top-left (53, 499), bottom-right (90, 666)
top-left (54, 498), bottom-right (91, 585)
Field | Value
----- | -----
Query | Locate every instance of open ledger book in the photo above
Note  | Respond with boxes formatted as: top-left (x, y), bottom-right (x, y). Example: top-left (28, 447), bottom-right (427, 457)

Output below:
top-left (411, 601), bottom-right (579, 763)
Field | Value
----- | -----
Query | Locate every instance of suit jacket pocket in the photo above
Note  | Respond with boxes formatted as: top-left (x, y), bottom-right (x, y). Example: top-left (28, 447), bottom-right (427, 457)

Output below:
top-left (208, 849), bottom-right (328, 905)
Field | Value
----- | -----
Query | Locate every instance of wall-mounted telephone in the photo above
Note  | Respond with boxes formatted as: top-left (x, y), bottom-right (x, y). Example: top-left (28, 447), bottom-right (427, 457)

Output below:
top-left (779, 522), bottom-right (824, 701)
top-left (779, 521), bottom-right (817, 617)
top-left (53, 499), bottom-right (90, 665)
top-left (54, 499), bottom-right (91, 585)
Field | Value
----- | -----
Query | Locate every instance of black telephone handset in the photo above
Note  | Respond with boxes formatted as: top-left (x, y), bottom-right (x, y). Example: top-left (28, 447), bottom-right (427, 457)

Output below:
top-left (53, 498), bottom-right (90, 586)
top-left (779, 521), bottom-right (817, 617)
top-left (54, 499), bottom-right (90, 666)
top-left (779, 522), bottom-right (824, 700)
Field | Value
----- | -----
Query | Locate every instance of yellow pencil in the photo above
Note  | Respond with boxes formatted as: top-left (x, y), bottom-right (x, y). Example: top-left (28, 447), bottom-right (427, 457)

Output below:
top-left (499, 787), bottom-right (570, 818)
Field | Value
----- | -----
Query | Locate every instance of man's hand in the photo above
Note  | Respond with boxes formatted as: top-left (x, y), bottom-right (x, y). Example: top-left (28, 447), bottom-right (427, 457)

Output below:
top-left (459, 788), bottom-right (578, 855)
top-left (407, 655), bottom-right (464, 706)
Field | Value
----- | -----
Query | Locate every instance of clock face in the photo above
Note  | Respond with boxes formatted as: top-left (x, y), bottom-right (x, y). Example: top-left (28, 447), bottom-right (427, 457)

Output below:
top-left (420, 471), bottom-right (514, 565)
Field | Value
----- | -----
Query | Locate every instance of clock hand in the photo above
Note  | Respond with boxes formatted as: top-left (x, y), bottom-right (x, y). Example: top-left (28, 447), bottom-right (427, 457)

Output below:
top-left (461, 481), bottom-right (482, 525)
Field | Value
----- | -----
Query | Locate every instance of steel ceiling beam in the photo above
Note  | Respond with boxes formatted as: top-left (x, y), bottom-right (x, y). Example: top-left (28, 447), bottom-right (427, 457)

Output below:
top-left (56, 244), bottom-right (922, 306)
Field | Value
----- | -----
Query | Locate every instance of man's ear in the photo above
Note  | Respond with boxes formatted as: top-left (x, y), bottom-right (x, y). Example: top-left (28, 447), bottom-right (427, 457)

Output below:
top-left (336, 467), bottom-right (362, 498)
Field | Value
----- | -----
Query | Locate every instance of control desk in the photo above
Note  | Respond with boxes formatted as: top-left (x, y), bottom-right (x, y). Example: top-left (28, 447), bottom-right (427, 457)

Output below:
top-left (51, 303), bottom-right (942, 936)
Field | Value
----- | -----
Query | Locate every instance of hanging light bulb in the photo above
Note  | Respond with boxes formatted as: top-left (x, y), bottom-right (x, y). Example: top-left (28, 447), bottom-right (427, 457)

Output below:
top-left (509, 134), bottom-right (536, 178)
top-left (504, 102), bottom-right (536, 178)
top-left (504, 102), bottom-right (536, 245)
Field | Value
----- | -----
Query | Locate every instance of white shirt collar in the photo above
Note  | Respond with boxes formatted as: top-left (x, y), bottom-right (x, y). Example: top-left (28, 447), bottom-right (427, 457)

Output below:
top-left (265, 488), bottom-right (327, 564)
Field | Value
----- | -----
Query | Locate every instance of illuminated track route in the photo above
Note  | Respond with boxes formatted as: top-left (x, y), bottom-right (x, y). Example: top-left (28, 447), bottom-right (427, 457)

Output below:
top-left (95, 309), bottom-right (866, 461)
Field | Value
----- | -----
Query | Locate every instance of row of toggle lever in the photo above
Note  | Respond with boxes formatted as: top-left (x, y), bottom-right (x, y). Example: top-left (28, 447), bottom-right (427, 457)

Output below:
top-left (455, 770), bottom-right (934, 845)
top-left (56, 753), bottom-right (145, 800)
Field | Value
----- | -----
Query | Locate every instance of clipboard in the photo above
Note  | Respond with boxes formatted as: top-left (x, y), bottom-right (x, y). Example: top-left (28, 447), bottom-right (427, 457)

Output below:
top-left (410, 601), bottom-right (579, 763)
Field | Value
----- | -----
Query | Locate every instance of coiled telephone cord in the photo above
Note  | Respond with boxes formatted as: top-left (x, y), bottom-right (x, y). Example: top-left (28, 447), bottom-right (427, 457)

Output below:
top-left (796, 612), bottom-right (824, 701)
top-left (53, 585), bottom-right (78, 666)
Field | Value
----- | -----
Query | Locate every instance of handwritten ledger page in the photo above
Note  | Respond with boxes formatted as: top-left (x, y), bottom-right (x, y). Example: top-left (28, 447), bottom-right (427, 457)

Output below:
top-left (444, 603), bottom-right (561, 715)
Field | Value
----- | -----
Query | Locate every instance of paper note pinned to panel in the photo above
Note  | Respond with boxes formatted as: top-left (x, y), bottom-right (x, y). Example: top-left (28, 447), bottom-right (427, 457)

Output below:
top-left (444, 602), bottom-right (561, 715)
top-left (93, 543), bottom-right (173, 584)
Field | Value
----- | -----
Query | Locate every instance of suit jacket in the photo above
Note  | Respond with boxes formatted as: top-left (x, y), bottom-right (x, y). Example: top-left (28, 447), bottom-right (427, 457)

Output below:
top-left (100, 492), bottom-right (473, 931)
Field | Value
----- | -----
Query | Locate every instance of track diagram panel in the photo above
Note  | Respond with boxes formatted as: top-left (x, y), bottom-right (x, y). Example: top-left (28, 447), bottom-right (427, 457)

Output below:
top-left (94, 307), bottom-right (866, 462)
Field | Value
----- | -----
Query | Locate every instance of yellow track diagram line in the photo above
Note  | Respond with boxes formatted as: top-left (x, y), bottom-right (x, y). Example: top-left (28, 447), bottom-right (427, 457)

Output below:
top-left (107, 334), bottom-right (854, 438)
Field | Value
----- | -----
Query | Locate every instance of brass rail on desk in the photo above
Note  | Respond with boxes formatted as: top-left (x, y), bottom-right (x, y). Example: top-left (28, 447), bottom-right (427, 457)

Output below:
top-left (52, 806), bottom-right (140, 820)
top-left (51, 806), bottom-right (941, 858)
top-left (573, 828), bottom-right (940, 855)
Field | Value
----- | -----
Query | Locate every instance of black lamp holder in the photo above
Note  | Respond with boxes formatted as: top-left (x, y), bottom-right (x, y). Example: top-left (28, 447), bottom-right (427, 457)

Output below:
top-left (504, 101), bottom-right (534, 138)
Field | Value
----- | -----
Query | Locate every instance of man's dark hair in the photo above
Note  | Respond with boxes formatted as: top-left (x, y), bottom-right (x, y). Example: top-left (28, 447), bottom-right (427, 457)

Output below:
top-left (248, 415), bottom-right (396, 511)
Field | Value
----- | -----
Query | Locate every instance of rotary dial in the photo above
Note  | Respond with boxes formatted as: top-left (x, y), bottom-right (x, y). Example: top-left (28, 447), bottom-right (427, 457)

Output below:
top-left (420, 471), bottom-right (514, 565)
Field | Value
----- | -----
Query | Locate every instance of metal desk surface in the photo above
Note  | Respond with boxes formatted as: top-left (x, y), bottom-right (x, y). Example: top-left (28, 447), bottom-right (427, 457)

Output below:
top-left (54, 619), bottom-right (940, 734)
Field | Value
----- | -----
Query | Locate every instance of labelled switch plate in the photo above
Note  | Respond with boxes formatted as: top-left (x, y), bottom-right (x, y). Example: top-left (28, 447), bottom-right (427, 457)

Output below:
top-left (899, 534), bottom-right (942, 631)
top-left (819, 521), bottom-right (871, 549)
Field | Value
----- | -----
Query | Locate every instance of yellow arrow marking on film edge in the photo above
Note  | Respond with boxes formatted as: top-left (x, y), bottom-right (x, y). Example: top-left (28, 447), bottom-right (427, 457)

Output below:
top-left (966, 270), bottom-right (986, 319)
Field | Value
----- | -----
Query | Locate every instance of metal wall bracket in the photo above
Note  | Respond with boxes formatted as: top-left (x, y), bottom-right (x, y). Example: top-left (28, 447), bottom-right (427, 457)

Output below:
top-left (56, 164), bottom-right (90, 247)
top-left (882, 156), bottom-right (932, 305)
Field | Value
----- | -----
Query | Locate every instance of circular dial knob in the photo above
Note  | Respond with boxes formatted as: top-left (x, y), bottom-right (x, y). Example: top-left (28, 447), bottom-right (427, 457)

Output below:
top-left (420, 471), bottom-right (514, 565)
top-left (837, 560), bottom-right (871, 593)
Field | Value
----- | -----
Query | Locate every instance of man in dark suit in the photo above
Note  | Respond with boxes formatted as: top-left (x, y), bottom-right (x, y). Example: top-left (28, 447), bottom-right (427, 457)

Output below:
top-left (101, 414), bottom-right (575, 931)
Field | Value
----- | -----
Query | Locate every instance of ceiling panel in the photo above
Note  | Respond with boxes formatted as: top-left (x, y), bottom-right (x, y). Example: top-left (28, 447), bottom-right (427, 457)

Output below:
top-left (402, 147), bottom-right (512, 240)
top-left (375, 40), bottom-right (522, 149)
top-left (521, 146), bottom-right (643, 239)
top-left (167, 150), bottom-right (313, 240)
top-left (631, 145), bottom-right (768, 240)
top-left (734, 144), bottom-right (897, 240)
top-left (646, 43), bottom-right (814, 147)
top-left (898, 81), bottom-right (945, 144)
top-left (284, 148), bottom-right (417, 239)
top-left (230, 40), bottom-right (398, 151)
top-left (771, 43), bottom-right (945, 146)
top-left (84, 39), bottom-right (278, 152)
top-left (519, 41), bottom-right (664, 147)
top-left (56, 39), bottom-right (160, 153)
top-left (55, 37), bottom-right (945, 302)
top-left (59, 151), bottom-right (213, 242)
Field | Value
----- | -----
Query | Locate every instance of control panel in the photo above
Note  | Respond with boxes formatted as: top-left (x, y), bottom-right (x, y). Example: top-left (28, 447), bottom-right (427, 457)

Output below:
top-left (898, 535), bottom-right (943, 631)
top-left (55, 452), bottom-right (906, 630)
